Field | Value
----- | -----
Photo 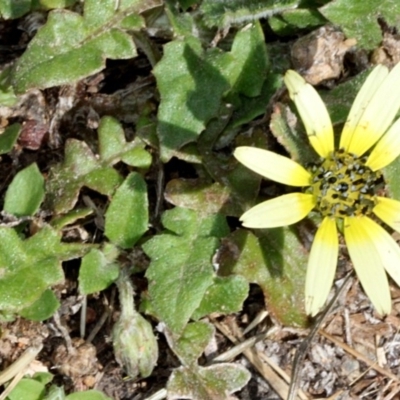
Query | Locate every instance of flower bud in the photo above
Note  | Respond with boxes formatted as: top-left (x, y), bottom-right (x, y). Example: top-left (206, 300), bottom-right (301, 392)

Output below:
top-left (112, 268), bottom-right (158, 378)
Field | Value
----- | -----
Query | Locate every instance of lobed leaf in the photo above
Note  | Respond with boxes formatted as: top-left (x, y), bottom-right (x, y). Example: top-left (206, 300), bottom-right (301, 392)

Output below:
top-left (0, 226), bottom-right (89, 315)
top-left (167, 363), bottom-right (251, 400)
top-left (46, 117), bottom-right (151, 214)
top-left (227, 21), bottom-right (269, 97)
top-left (320, 0), bottom-right (400, 50)
top-left (200, 0), bottom-right (299, 28)
top-left (154, 36), bottom-right (230, 162)
top-left (98, 116), bottom-right (152, 168)
top-left (12, 0), bottom-right (162, 93)
top-left (143, 207), bottom-right (229, 334)
top-left (165, 320), bottom-right (250, 399)
top-left (45, 139), bottom-right (123, 213)
top-left (219, 228), bottom-right (309, 327)
top-left (155, 21), bottom-right (269, 161)
top-left (165, 321), bottom-right (215, 366)
top-left (192, 276), bottom-right (249, 320)
top-left (165, 179), bottom-right (244, 217)
top-left (269, 8), bottom-right (327, 36)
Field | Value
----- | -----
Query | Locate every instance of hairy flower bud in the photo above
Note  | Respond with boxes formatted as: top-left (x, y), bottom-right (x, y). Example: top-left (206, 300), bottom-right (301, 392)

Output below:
top-left (112, 268), bottom-right (158, 378)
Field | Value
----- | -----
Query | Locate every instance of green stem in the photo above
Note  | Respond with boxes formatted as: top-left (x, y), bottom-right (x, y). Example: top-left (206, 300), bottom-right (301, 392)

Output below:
top-left (116, 267), bottom-right (136, 318)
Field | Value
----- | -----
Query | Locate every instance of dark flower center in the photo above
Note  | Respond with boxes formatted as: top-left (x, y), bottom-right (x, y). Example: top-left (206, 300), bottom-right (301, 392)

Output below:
top-left (306, 149), bottom-right (382, 218)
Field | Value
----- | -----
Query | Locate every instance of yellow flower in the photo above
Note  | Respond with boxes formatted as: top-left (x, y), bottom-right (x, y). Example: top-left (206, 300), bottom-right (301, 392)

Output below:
top-left (234, 63), bottom-right (400, 316)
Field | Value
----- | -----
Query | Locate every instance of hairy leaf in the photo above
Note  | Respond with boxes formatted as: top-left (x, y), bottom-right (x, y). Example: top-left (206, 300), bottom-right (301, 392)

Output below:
top-left (79, 245), bottom-right (120, 295)
top-left (320, 0), bottom-right (400, 50)
top-left (219, 228), bottom-right (309, 327)
top-left (105, 172), bottom-right (148, 249)
top-left (168, 363), bottom-right (250, 399)
top-left (144, 207), bottom-right (229, 334)
top-left (12, 0), bottom-right (162, 92)
top-left (200, 0), bottom-right (299, 28)
top-left (46, 117), bottom-right (150, 213)
top-left (0, 226), bottom-right (88, 315)
top-left (4, 163), bottom-right (45, 217)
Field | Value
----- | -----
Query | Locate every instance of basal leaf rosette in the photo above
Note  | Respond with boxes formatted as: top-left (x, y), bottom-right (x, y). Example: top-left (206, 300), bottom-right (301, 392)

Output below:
top-left (234, 63), bottom-right (400, 316)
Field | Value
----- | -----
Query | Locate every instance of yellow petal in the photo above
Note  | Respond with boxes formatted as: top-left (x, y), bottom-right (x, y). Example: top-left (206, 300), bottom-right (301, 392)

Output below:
top-left (284, 70), bottom-right (334, 158)
top-left (373, 196), bottom-right (400, 233)
top-left (240, 193), bottom-right (316, 228)
top-left (234, 147), bottom-right (311, 187)
top-left (344, 63), bottom-right (400, 156)
top-left (353, 216), bottom-right (400, 288)
top-left (340, 65), bottom-right (388, 152)
top-left (344, 216), bottom-right (391, 315)
top-left (366, 118), bottom-right (400, 170)
top-left (305, 217), bottom-right (338, 316)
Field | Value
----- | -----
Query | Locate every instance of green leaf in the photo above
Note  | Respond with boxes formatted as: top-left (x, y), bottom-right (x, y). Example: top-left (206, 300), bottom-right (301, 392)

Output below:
top-left (269, 8), bottom-right (326, 36)
top-left (144, 208), bottom-right (229, 334)
top-left (154, 36), bottom-right (230, 161)
top-left (79, 245), bottom-right (120, 294)
top-left (0, 123), bottom-right (21, 154)
top-left (200, 149), bottom-right (262, 213)
top-left (192, 276), bottom-right (248, 320)
top-left (31, 372), bottom-right (54, 385)
top-left (0, 66), bottom-right (18, 106)
top-left (165, 319), bottom-right (250, 399)
top-left (98, 116), bottom-right (152, 168)
top-left (12, 0), bottom-right (162, 93)
top-left (384, 157), bottom-right (400, 201)
top-left (105, 172), bottom-right (148, 248)
top-left (228, 72), bottom-right (281, 128)
top-left (19, 289), bottom-right (60, 321)
top-left (7, 378), bottom-right (45, 400)
top-left (165, 179), bottom-right (244, 217)
top-left (0, 0), bottom-right (32, 19)
top-left (167, 363), bottom-right (251, 399)
top-left (50, 208), bottom-right (93, 230)
top-left (0, 226), bottom-right (88, 314)
top-left (320, 0), bottom-right (400, 50)
top-left (4, 163), bottom-right (44, 217)
top-left (219, 228), bottom-right (309, 327)
top-left (154, 22), bottom-right (269, 162)
top-left (46, 139), bottom-right (123, 213)
top-left (269, 103), bottom-right (318, 165)
top-left (120, 13), bottom-right (145, 30)
top-left (98, 116), bottom-right (127, 162)
top-left (227, 22), bottom-right (269, 97)
top-left (168, 321), bottom-right (214, 366)
top-left (177, 0), bottom-right (197, 10)
top-left (46, 116), bottom-right (151, 214)
top-left (66, 391), bottom-right (112, 400)
top-left (45, 385), bottom-right (66, 400)
top-left (40, 0), bottom-right (77, 8)
top-left (200, 0), bottom-right (299, 28)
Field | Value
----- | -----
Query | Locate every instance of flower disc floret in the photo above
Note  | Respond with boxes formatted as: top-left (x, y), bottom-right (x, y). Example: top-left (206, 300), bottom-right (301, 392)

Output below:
top-left (307, 149), bottom-right (382, 218)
